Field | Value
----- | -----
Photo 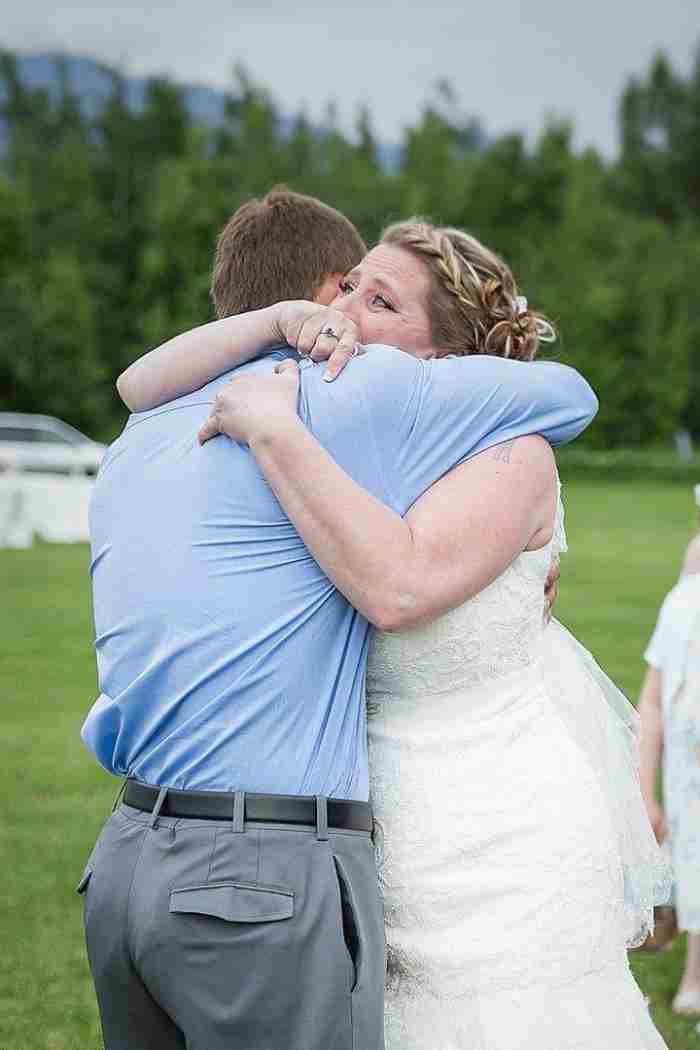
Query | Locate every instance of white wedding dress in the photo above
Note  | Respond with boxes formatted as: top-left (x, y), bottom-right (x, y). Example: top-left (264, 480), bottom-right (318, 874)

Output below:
top-left (366, 494), bottom-right (670, 1049)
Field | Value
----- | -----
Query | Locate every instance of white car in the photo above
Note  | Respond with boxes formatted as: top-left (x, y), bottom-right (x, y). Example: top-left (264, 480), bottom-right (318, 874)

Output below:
top-left (0, 413), bottom-right (106, 477)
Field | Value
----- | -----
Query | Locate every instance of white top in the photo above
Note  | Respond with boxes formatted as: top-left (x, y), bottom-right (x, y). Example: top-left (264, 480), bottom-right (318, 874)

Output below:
top-left (645, 573), bottom-right (700, 714)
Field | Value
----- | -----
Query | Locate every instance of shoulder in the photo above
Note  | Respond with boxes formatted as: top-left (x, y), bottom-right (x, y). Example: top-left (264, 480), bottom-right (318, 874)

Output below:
top-left (654, 576), bottom-right (700, 638)
top-left (421, 354), bottom-right (530, 392)
top-left (353, 344), bottom-right (422, 383)
top-left (510, 433), bottom-right (557, 474)
top-left (300, 343), bottom-right (422, 405)
top-left (683, 533), bottom-right (700, 576)
top-left (424, 354), bottom-right (573, 382)
top-left (668, 572), bottom-right (700, 608)
top-left (437, 437), bottom-right (556, 535)
top-left (423, 354), bottom-right (596, 410)
top-left (475, 433), bottom-right (556, 486)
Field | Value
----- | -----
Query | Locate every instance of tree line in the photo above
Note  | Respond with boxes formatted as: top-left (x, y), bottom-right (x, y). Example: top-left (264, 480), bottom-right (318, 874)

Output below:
top-left (0, 49), bottom-right (699, 447)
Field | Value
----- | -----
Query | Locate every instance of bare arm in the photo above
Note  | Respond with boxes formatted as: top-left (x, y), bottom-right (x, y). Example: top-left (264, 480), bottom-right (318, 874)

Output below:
top-left (116, 302), bottom-right (360, 412)
top-left (250, 416), bottom-right (556, 631)
top-left (117, 306), bottom-right (281, 411)
top-left (637, 666), bottom-right (666, 842)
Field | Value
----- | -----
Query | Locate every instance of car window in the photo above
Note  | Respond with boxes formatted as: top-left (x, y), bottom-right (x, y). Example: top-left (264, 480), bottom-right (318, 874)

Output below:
top-left (32, 429), bottom-right (75, 445)
top-left (0, 427), bottom-right (37, 442)
top-left (0, 422), bottom-right (91, 446)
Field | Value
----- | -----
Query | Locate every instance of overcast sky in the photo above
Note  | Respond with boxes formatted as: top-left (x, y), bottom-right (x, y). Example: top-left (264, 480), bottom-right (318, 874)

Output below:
top-left (3, 0), bottom-right (698, 154)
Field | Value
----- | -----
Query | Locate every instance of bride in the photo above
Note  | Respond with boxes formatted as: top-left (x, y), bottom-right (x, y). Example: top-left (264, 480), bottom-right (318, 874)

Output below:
top-left (118, 220), bottom-right (671, 1048)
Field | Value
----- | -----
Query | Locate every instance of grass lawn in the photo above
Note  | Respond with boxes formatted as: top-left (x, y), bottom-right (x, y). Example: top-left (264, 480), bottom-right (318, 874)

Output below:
top-left (0, 479), bottom-right (697, 1049)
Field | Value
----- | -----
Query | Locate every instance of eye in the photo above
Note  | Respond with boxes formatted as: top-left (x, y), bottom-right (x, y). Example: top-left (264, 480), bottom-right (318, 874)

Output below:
top-left (338, 280), bottom-right (355, 295)
top-left (372, 294), bottom-right (395, 311)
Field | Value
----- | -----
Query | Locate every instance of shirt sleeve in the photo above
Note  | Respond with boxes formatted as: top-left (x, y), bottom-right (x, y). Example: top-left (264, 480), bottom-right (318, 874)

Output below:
top-left (361, 348), bottom-right (599, 514)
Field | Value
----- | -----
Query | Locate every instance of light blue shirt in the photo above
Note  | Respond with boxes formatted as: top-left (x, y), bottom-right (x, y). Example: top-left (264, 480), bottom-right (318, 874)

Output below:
top-left (83, 346), bottom-right (597, 798)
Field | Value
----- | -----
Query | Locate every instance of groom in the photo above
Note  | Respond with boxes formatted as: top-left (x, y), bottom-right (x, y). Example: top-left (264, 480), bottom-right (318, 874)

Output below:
top-left (80, 188), bottom-right (596, 1050)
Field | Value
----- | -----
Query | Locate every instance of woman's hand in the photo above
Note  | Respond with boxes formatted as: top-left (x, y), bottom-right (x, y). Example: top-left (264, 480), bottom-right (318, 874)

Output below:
top-left (274, 301), bottom-right (363, 381)
top-left (543, 555), bottom-right (560, 625)
top-left (198, 360), bottom-right (301, 447)
top-left (644, 797), bottom-right (667, 844)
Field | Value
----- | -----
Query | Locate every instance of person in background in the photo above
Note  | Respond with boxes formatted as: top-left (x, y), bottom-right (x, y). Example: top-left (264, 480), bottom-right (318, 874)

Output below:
top-left (640, 485), bottom-right (700, 1014)
top-left (681, 485), bottom-right (700, 577)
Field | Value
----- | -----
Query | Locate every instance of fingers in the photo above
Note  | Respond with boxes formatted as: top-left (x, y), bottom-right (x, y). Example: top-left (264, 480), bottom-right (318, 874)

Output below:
top-left (545, 555), bottom-right (560, 592)
top-left (274, 359), bottom-right (300, 377)
top-left (294, 308), bottom-right (360, 363)
top-left (543, 554), bottom-right (560, 624)
top-left (198, 392), bottom-right (227, 444)
top-left (546, 579), bottom-right (558, 607)
top-left (309, 330), bottom-right (344, 362)
top-left (324, 325), bottom-right (356, 365)
top-left (274, 360), bottom-right (301, 399)
top-left (295, 312), bottom-right (324, 357)
top-left (278, 301), bottom-right (323, 351)
top-left (198, 412), bottom-right (221, 445)
top-left (323, 342), bottom-right (365, 383)
top-left (313, 316), bottom-right (359, 363)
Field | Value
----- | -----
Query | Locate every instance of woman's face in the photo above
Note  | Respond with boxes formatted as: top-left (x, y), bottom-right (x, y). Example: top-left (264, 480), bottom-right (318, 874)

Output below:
top-left (330, 244), bottom-right (437, 358)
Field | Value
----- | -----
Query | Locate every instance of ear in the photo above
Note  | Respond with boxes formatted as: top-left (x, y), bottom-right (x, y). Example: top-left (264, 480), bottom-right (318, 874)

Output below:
top-left (314, 273), bottom-right (344, 306)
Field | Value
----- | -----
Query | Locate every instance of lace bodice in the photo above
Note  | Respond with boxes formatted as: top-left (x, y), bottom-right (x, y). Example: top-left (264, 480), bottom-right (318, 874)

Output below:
top-left (367, 495), bottom-right (566, 698)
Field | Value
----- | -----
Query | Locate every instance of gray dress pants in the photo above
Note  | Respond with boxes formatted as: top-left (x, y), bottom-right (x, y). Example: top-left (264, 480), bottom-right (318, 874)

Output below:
top-left (78, 801), bottom-right (385, 1050)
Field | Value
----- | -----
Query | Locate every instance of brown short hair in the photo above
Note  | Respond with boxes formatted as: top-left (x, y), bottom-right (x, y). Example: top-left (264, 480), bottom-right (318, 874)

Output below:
top-left (211, 187), bottom-right (367, 317)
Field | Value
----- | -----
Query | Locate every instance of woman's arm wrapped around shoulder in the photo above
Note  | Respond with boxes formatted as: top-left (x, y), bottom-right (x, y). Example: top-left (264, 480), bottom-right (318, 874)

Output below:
top-left (250, 422), bottom-right (556, 631)
top-left (116, 301), bottom-right (360, 412)
top-left (199, 356), bottom-right (557, 631)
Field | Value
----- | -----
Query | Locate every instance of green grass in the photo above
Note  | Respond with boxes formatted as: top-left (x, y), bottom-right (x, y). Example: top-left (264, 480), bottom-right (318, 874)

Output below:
top-left (0, 543), bottom-right (113, 1050)
top-left (0, 480), bottom-right (698, 1049)
top-left (557, 480), bottom-right (694, 698)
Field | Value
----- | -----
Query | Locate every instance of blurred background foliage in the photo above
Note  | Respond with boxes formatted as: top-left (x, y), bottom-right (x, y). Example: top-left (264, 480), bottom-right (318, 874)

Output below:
top-left (1, 47), bottom-right (699, 447)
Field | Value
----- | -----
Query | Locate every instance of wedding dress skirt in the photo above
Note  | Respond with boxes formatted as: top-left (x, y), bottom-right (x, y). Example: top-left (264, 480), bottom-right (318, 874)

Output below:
top-left (366, 502), bottom-right (670, 1049)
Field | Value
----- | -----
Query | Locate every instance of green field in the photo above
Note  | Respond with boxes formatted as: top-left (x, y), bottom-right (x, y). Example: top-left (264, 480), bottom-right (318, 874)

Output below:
top-left (0, 479), bottom-right (698, 1049)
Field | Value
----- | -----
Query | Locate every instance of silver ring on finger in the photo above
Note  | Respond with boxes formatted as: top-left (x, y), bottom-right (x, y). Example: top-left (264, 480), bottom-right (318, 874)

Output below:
top-left (322, 326), bottom-right (340, 341)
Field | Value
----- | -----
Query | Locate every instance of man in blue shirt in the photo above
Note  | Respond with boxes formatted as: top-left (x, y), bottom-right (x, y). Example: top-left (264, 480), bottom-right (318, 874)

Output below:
top-left (79, 190), bottom-right (597, 1050)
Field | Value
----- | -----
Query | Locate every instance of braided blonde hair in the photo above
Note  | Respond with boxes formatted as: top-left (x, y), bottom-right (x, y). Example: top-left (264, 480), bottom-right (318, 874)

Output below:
top-left (381, 220), bottom-right (556, 361)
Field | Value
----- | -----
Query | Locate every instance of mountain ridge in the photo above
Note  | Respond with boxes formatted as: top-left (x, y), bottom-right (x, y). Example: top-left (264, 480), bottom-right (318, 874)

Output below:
top-left (2, 51), bottom-right (402, 168)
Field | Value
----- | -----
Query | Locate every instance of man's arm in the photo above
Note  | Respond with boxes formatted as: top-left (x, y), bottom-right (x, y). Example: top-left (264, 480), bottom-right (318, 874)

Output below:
top-left (382, 351), bottom-right (596, 513)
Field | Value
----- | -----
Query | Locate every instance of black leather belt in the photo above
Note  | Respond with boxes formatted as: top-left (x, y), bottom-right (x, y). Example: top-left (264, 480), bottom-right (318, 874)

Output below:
top-left (123, 779), bottom-right (373, 833)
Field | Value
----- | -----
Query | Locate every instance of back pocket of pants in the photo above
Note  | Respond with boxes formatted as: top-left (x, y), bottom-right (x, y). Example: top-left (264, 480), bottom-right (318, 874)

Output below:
top-left (333, 857), bottom-right (362, 992)
top-left (170, 881), bottom-right (294, 923)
